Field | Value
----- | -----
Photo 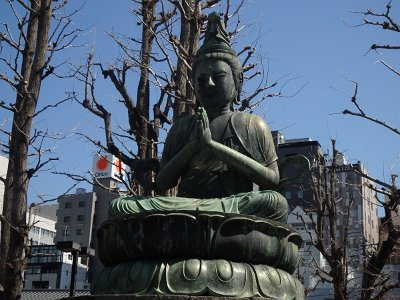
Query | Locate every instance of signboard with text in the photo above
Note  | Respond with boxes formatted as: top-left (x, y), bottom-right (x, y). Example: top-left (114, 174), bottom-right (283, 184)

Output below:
top-left (92, 154), bottom-right (124, 182)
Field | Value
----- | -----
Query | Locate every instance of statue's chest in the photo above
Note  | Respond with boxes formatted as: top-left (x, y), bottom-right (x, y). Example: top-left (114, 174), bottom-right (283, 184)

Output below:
top-left (209, 113), bottom-right (233, 142)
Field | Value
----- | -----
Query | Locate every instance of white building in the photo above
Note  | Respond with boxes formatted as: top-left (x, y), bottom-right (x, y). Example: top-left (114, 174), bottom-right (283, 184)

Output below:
top-left (0, 155), bottom-right (8, 234)
top-left (24, 204), bottom-right (89, 290)
top-left (24, 244), bottom-right (89, 290)
top-left (28, 205), bottom-right (57, 245)
top-left (288, 206), bottom-right (332, 298)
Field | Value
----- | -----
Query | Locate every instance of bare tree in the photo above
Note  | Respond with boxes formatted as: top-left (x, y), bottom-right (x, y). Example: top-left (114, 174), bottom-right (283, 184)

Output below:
top-left (299, 140), bottom-right (361, 299)
top-left (340, 79), bottom-right (400, 299)
top-left (288, 139), bottom-right (384, 299)
top-left (295, 2), bottom-right (400, 299)
top-left (0, 1), bottom-right (80, 298)
top-left (340, 2), bottom-right (400, 299)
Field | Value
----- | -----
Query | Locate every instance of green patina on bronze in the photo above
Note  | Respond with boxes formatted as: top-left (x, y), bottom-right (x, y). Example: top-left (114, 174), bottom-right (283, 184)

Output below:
top-left (109, 190), bottom-right (288, 222)
top-left (97, 212), bottom-right (302, 272)
top-left (113, 11), bottom-right (285, 217)
top-left (93, 259), bottom-right (304, 299)
top-left (93, 12), bottom-right (305, 299)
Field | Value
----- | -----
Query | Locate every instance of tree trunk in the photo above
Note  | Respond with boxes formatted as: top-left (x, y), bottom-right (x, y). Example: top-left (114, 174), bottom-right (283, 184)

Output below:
top-left (0, 1), bottom-right (52, 299)
top-left (332, 266), bottom-right (347, 300)
top-left (173, 0), bottom-right (202, 119)
top-left (136, 0), bottom-right (156, 161)
top-left (134, 0), bottom-right (157, 195)
top-left (361, 197), bottom-right (400, 300)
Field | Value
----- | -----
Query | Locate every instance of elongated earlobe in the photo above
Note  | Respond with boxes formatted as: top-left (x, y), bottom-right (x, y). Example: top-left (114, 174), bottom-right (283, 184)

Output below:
top-left (235, 72), bottom-right (244, 105)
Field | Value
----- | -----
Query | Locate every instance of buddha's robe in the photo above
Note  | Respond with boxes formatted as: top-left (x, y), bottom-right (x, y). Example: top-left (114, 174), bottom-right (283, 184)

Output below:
top-left (162, 112), bottom-right (278, 198)
top-left (109, 112), bottom-right (288, 223)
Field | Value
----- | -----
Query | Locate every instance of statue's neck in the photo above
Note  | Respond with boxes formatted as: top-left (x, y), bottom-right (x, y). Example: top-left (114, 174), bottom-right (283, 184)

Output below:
top-left (205, 106), bottom-right (232, 122)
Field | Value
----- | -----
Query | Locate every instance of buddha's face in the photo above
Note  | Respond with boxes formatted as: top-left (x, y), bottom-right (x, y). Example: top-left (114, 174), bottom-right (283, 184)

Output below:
top-left (194, 59), bottom-right (237, 109)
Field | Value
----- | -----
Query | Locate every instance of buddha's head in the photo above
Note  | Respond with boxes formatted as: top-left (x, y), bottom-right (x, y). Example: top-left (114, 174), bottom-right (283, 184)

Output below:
top-left (193, 12), bottom-right (243, 110)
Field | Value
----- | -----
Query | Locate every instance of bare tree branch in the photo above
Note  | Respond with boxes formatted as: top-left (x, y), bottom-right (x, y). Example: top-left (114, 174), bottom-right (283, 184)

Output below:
top-left (342, 76), bottom-right (400, 136)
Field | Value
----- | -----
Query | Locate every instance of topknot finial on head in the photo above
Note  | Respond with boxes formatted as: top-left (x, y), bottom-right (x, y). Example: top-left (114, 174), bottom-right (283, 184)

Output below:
top-left (196, 12), bottom-right (235, 57)
top-left (205, 12), bottom-right (230, 45)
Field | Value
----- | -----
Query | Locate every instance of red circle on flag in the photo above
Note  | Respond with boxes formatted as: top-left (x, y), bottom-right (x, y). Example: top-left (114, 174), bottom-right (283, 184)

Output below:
top-left (96, 157), bottom-right (108, 170)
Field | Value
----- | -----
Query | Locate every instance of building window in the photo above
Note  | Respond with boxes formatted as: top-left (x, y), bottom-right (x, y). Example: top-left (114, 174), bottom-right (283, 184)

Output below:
top-left (62, 229), bottom-right (69, 236)
top-left (77, 215), bottom-right (85, 222)
top-left (32, 226), bottom-right (40, 234)
top-left (285, 191), bottom-right (291, 200)
top-left (64, 216), bottom-right (71, 222)
top-left (25, 266), bottom-right (41, 275)
top-left (81, 257), bottom-right (88, 265)
top-left (294, 225), bottom-right (304, 231)
top-left (351, 207), bottom-right (358, 218)
top-left (76, 228), bottom-right (84, 236)
top-left (40, 229), bottom-right (53, 237)
top-left (78, 201), bottom-right (86, 208)
top-left (297, 191), bottom-right (303, 199)
top-left (43, 267), bottom-right (58, 274)
top-left (32, 281), bottom-right (49, 289)
top-left (65, 202), bottom-right (72, 209)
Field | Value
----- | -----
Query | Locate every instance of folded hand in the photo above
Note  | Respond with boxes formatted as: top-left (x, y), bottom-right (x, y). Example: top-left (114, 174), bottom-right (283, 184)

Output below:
top-left (197, 107), bottom-right (212, 147)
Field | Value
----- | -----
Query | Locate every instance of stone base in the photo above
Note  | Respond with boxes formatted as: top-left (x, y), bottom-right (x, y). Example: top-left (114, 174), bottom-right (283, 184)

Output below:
top-left (98, 212), bottom-right (301, 273)
top-left (92, 259), bottom-right (304, 299)
top-left (93, 211), bottom-right (304, 300)
top-left (64, 295), bottom-right (269, 300)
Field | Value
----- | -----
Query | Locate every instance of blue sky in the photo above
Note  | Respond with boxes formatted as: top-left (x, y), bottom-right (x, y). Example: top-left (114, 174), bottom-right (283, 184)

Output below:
top-left (1, 1), bottom-right (399, 205)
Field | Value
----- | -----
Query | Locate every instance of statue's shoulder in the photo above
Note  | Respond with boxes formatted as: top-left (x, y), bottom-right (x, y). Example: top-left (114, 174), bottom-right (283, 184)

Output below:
top-left (171, 114), bottom-right (196, 128)
top-left (163, 114), bottom-right (196, 158)
top-left (231, 112), bottom-right (271, 132)
top-left (230, 112), bottom-right (276, 165)
top-left (167, 114), bottom-right (196, 136)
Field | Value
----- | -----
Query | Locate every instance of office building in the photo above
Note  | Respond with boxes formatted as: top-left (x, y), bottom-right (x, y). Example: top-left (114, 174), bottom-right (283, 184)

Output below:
top-left (288, 206), bottom-right (333, 298)
top-left (275, 136), bottom-right (323, 210)
top-left (275, 134), bottom-right (379, 297)
top-left (54, 154), bottom-right (123, 281)
top-left (333, 157), bottom-right (379, 258)
top-left (27, 207), bottom-right (57, 246)
top-left (23, 204), bottom-right (90, 290)
top-left (23, 244), bottom-right (89, 290)
top-left (55, 190), bottom-right (96, 249)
